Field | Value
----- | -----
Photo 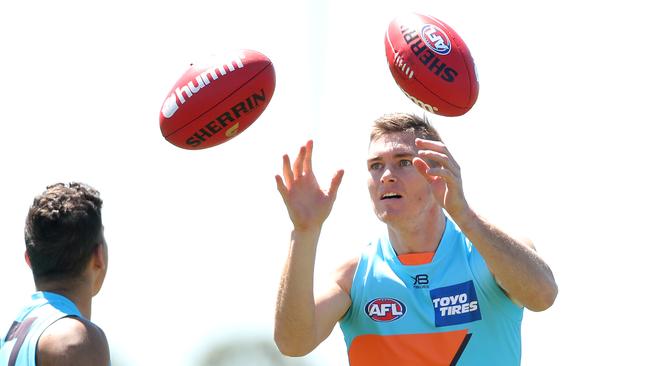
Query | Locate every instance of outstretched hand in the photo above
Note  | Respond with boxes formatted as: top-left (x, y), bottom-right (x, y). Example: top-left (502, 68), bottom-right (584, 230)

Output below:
top-left (412, 138), bottom-right (469, 219)
top-left (275, 140), bottom-right (344, 232)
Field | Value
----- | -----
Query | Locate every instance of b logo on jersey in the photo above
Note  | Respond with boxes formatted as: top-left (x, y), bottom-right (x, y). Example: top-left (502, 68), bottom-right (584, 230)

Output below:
top-left (365, 298), bottom-right (406, 322)
top-left (430, 281), bottom-right (481, 327)
top-left (411, 274), bottom-right (429, 289)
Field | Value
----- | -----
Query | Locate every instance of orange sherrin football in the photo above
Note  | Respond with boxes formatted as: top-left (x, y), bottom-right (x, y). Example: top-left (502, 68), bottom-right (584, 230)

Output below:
top-left (385, 13), bottom-right (478, 116)
top-left (159, 49), bottom-right (275, 150)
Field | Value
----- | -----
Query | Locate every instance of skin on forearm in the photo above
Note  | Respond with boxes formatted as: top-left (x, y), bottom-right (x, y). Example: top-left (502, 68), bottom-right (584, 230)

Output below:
top-left (274, 228), bottom-right (321, 356)
top-left (274, 140), bottom-right (346, 356)
top-left (453, 209), bottom-right (558, 311)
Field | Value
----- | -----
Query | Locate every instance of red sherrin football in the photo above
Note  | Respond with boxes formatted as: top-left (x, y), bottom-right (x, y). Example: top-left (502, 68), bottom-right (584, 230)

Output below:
top-left (385, 13), bottom-right (478, 116)
top-left (159, 49), bottom-right (275, 150)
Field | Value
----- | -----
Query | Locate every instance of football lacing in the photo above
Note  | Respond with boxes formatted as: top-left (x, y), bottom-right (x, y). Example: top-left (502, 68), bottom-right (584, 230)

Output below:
top-left (393, 53), bottom-right (414, 79)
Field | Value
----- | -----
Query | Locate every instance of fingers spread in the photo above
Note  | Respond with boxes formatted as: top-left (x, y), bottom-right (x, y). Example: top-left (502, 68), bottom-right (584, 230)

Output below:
top-left (282, 154), bottom-right (294, 189)
top-left (304, 140), bottom-right (314, 174)
top-left (275, 174), bottom-right (288, 198)
top-left (327, 169), bottom-right (345, 199)
top-left (417, 149), bottom-right (447, 167)
top-left (414, 156), bottom-right (455, 184)
top-left (415, 138), bottom-right (445, 150)
top-left (417, 148), bottom-right (460, 177)
top-left (413, 157), bottom-right (435, 182)
top-left (293, 145), bottom-right (306, 177)
top-left (416, 138), bottom-right (457, 160)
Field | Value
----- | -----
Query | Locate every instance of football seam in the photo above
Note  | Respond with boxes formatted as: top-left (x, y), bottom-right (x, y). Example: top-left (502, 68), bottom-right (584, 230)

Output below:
top-left (386, 30), bottom-right (414, 79)
top-left (414, 75), bottom-right (466, 110)
top-left (164, 62), bottom-right (274, 138)
top-left (458, 40), bottom-right (477, 108)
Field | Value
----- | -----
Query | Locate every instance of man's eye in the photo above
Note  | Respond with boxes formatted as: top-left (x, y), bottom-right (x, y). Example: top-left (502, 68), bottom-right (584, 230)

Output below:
top-left (399, 159), bottom-right (412, 167)
top-left (369, 162), bottom-right (382, 170)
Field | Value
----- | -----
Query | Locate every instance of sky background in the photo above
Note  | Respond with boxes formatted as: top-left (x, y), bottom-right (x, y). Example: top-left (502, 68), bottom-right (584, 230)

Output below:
top-left (1, 0), bottom-right (648, 365)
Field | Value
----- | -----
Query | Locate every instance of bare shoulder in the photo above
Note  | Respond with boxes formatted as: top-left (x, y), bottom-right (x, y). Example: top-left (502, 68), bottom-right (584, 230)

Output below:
top-left (333, 256), bottom-right (360, 295)
top-left (38, 316), bottom-right (110, 366)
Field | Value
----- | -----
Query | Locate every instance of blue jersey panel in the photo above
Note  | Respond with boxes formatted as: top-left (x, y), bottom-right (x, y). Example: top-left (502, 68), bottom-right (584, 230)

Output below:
top-left (0, 292), bottom-right (82, 366)
top-left (340, 217), bottom-right (523, 366)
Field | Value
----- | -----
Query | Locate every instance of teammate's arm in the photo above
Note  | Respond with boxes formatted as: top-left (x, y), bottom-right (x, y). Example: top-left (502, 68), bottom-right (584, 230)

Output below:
top-left (273, 140), bottom-right (347, 356)
top-left (413, 138), bottom-right (558, 311)
top-left (37, 317), bottom-right (110, 366)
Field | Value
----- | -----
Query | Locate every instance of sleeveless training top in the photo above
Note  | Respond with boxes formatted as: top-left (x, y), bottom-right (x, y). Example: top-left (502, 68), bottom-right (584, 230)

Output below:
top-left (339, 217), bottom-right (523, 366)
top-left (0, 292), bottom-right (82, 366)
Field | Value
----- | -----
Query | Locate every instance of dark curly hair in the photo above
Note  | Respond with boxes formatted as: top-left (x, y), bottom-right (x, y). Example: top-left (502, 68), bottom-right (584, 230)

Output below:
top-left (24, 182), bottom-right (104, 282)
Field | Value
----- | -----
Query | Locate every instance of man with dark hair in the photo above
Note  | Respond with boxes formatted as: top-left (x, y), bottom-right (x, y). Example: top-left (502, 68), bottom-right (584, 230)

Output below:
top-left (0, 183), bottom-right (110, 366)
top-left (274, 113), bottom-right (558, 365)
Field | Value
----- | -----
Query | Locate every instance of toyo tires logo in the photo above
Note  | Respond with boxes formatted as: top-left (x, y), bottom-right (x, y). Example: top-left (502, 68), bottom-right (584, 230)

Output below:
top-left (365, 298), bottom-right (406, 322)
top-left (421, 24), bottom-right (451, 55)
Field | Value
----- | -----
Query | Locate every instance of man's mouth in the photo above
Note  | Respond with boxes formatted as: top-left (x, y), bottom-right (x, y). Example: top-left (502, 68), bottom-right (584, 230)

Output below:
top-left (381, 192), bottom-right (402, 200)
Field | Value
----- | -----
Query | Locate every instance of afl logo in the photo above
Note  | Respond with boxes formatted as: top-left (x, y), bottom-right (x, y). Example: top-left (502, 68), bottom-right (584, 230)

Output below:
top-left (365, 298), bottom-right (406, 322)
top-left (421, 24), bottom-right (451, 55)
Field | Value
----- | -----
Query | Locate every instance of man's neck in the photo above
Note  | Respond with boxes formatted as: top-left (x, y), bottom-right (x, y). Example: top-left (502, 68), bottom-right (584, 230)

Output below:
top-left (36, 280), bottom-right (93, 319)
top-left (387, 208), bottom-right (446, 255)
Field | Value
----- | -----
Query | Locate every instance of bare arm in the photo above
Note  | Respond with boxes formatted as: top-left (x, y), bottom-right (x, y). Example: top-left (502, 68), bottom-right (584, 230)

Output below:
top-left (275, 232), bottom-right (354, 356)
top-left (38, 317), bottom-right (110, 366)
top-left (273, 140), bottom-right (348, 356)
top-left (413, 138), bottom-right (558, 311)
top-left (453, 210), bottom-right (557, 311)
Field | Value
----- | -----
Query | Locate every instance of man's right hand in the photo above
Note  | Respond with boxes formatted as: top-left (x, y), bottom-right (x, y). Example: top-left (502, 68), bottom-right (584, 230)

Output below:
top-left (275, 140), bottom-right (344, 232)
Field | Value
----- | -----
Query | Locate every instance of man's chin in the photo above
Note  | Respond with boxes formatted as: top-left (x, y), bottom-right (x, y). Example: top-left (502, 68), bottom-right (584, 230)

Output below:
top-left (376, 210), bottom-right (399, 224)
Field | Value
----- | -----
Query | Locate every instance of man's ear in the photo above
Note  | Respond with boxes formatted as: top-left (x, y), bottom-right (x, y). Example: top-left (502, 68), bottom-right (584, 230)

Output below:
top-left (25, 251), bottom-right (32, 269)
top-left (92, 242), bottom-right (107, 271)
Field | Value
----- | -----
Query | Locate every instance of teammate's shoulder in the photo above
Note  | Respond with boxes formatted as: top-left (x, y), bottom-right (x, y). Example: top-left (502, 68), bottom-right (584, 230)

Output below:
top-left (38, 316), bottom-right (110, 365)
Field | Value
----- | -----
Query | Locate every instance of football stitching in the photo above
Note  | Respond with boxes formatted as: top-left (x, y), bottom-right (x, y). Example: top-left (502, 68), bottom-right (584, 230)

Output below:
top-left (386, 30), bottom-right (413, 80)
top-left (394, 53), bottom-right (414, 79)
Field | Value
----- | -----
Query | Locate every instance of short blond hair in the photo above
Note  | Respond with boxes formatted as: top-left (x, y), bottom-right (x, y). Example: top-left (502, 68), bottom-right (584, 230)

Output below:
top-left (370, 113), bottom-right (441, 142)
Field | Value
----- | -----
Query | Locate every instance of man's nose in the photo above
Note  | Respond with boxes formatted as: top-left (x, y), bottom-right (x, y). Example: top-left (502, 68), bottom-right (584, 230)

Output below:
top-left (381, 168), bottom-right (396, 183)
